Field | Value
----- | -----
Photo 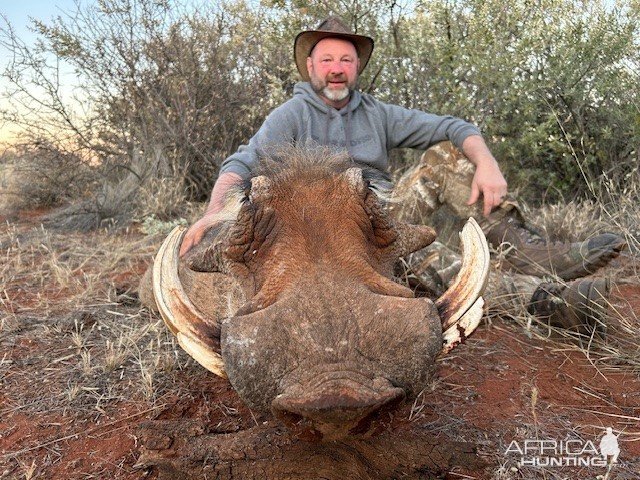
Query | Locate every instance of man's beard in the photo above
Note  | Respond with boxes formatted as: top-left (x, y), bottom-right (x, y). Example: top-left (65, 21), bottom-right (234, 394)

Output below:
top-left (310, 75), bottom-right (354, 102)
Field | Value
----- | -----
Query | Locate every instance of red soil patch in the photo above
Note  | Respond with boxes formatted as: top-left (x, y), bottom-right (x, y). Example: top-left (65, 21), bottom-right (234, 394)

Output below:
top-left (110, 259), bottom-right (151, 293)
top-left (3, 316), bottom-right (639, 479)
top-left (438, 324), bottom-right (640, 456)
top-left (0, 206), bottom-right (50, 223)
top-left (0, 406), bottom-right (144, 480)
top-left (132, 319), bottom-right (640, 478)
top-left (615, 284), bottom-right (640, 312)
top-left (1, 213), bottom-right (638, 478)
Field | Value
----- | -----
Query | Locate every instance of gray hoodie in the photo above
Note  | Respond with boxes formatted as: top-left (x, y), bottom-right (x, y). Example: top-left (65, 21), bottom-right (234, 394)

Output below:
top-left (220, 82), bottom-right (481, 178)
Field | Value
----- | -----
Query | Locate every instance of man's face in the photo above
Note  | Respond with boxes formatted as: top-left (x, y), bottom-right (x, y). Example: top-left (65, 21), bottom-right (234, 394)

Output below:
top-left (307, 38), bottom-right (360, 105)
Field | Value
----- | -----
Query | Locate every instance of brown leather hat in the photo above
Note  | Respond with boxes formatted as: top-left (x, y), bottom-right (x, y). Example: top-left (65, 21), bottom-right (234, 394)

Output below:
top-left (294, 16), bottom-right (374, 81)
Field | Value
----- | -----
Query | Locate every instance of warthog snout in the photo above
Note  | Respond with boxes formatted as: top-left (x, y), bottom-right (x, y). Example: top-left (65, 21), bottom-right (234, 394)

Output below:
top-left (271, 372), bottom-right (405, 441)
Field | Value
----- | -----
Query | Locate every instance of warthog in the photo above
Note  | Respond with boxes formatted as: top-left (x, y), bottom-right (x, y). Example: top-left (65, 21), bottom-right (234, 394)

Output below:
top-left (144, 147), bottom-right (489, 441)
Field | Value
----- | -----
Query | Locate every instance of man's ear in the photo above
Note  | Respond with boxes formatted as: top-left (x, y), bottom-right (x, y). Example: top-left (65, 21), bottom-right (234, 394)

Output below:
top-left (306, 56), bottom-right (313, 75)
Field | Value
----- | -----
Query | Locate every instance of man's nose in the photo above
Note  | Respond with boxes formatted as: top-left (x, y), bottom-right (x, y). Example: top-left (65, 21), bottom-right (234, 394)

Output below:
top-left (328, 61), bottom-right (345, 74)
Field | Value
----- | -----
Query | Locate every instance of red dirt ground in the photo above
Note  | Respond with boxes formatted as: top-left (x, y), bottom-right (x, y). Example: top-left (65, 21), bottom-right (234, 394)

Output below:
top-left (1, 210), bottom-right (639, 479)
top-left (3, 313), bottom-right (639, 478)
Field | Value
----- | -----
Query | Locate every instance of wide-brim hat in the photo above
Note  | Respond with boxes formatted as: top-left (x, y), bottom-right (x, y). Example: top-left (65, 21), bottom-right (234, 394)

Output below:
top-left (294, 16), bottom-right (374, 81)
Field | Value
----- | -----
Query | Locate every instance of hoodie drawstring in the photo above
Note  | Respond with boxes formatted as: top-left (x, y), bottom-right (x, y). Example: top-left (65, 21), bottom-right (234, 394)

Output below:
top-left (345, 106), bottom-right (352, 160)
top-left (324, 110), bottom-right (331, 147)
top-left (323, 101), bottom-right (353, 160)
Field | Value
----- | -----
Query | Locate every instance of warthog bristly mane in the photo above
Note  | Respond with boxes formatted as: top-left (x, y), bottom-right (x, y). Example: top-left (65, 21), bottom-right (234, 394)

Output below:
top-left (220, 144), bottom-right (394, 218)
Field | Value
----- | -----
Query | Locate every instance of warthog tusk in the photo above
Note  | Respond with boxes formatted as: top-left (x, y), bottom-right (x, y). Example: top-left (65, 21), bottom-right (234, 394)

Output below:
top-left (435, 218), bottom-right (490, 353)
top-left (439, 297), bottom-right (484, 357)
top-left (153, 226), bottom-right (226, 378)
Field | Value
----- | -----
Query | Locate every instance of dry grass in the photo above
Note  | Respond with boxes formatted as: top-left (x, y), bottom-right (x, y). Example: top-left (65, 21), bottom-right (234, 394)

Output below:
top-left (134, 176), bottom-right (191, 221)
top-left (0, 225), bottom-right (237, 480)
top-left (478, 179), bottom-right (640, 478)
top-left (1, 219), bottom-right (202, 422)
top-left (526, 199), bottom-right (610, 241)
top-left (530, 171), bottom-right (640, 255)
top-left (506, 286), bottom-right (640, 379)
top-left (0, 223), bottom-right (152, 315)
top-left (0, 195), bottom-right (218, 424)
top-left (0, 148), bottom-right (96, 214)
top-left (0, 146), bottom-right (203, 232)
top-left (520, 174), bottom-right (640, 373)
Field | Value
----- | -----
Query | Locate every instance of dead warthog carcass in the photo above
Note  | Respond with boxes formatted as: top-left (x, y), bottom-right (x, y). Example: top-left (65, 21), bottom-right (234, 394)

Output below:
top-left (143, 146), bottom-right (489, 441)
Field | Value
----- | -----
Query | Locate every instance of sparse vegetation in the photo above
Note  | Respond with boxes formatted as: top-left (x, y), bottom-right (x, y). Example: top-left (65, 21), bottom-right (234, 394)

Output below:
top-left (1, 0), bottom-right (638, 224)
top-left (1, 172), bottom-right (639, 477)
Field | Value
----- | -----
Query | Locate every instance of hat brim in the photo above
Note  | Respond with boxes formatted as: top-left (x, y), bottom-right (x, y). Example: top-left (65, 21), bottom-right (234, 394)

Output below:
top-left (294, 30), bottom-right (374, 81)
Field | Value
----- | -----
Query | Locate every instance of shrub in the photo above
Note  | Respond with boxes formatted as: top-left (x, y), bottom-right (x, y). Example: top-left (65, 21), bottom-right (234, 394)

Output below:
top-left (0, 144), bottom-right (96, 212)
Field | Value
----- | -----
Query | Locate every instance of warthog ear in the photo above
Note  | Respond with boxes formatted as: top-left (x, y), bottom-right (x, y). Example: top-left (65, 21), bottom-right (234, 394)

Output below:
top-left (250, 175), bottom-right (272, 203)
top-left (224, 175), bottom-right (272, 266)
top-left (394, 222), bottom-right (437, 257)
top-left (226, 175), bottom-right (276, 265)
top-left (343, 167), bottom-right (367, 195)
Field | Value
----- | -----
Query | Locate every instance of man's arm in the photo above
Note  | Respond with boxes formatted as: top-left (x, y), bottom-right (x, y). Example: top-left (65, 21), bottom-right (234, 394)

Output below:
top-left (462, 135), bottom-right (508, 216)
top-left (380, 102), bottom-right (507, 216)
top-left (179, 172), bottom-right (243, 257)
top-left (381, 103), bottom-right (481, 153)
top-left (179, 103), bottom-right (298, 256)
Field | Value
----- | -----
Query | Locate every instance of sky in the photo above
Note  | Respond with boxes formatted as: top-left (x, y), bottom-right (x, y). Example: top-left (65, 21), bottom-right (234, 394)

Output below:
top-left (0, 0), bottom-right (81, 143)
top-left (0, 0), bottom-right (215, 144)
top-left (1, 1), bottom-right (77, 43)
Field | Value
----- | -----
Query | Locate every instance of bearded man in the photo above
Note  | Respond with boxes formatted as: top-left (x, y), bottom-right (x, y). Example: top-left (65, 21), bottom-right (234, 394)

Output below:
top-left (180, 16), bottom-right (625, 332)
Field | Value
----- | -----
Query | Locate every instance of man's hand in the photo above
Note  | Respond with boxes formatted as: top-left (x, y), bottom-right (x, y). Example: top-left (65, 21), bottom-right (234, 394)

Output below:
top-left (179, 213), bottom-right (220, 257)
top-left (461, 135), bottom-right (508, 216)
top-left (467, 161), bottom-right (508, 216)
top-left (179, 171), bottom-right (243, 257)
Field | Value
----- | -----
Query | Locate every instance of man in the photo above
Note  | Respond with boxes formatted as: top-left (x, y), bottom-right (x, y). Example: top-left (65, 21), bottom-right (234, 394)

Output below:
top-left (181, 17), bottom-right (624, 331)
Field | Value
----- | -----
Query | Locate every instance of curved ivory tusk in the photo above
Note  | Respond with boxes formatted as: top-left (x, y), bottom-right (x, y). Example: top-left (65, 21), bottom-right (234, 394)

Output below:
top-left (439, 296), bottom-right (484, 357)
top-left (435, 218), bottom-right (490, 333)
top-left (153, 226), bottom-right (226, 378)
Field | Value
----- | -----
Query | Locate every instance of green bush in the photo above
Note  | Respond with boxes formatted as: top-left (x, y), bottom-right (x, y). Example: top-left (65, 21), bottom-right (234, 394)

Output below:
top-left (1, 0), bottom-right (638, 223)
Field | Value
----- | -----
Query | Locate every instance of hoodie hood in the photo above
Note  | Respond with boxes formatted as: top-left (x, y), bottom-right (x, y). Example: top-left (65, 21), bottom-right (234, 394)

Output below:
top-left (293, 82), bottom-right (362, 154)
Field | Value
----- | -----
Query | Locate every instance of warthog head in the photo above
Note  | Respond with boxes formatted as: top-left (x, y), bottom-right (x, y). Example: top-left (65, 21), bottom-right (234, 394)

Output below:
top-left (153, 147), bottom-right (489, 441)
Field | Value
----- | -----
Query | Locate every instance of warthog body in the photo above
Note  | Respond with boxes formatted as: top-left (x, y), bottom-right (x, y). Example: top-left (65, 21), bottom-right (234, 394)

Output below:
top-left (143, 147), bottom-right (488, 440)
